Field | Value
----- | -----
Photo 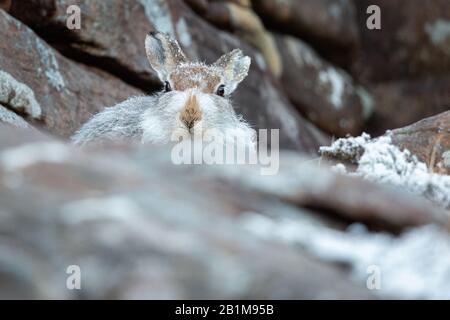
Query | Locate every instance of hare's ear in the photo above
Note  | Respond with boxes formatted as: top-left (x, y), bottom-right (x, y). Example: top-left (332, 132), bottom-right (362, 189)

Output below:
top-left (145, 32), bottom-right (188, 82)
top-left (213, 49), bottom-right (251, 93)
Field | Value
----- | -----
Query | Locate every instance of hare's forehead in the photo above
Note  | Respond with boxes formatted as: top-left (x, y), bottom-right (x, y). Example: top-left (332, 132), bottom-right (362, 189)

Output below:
top-left (169, 65), bottom-right (223, 92)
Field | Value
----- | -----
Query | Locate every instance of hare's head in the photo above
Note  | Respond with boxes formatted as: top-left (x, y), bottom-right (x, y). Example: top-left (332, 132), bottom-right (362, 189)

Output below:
top-left (142, 31), bottom-right (253, 144)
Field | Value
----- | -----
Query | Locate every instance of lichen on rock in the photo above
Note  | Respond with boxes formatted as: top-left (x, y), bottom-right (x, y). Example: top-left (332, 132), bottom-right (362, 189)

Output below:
top-left (0, 70), bottom-right (42, 119)
top-left (0, 105), bottom-right (31, 128)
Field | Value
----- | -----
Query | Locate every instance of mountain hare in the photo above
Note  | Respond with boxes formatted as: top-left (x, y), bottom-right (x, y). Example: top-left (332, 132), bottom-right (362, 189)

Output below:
top-left (72, 31), bottom-right (256, 149)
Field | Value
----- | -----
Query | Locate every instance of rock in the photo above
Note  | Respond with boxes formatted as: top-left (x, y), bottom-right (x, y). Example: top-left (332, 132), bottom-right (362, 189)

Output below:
top-left (276, 34), bottom-right (368, 136)
top-left (390, 111), bottom-right (450, 175)
top-left (353, 0), bottom-right (450, 83)
top-left (0, 0), bottom-right (11, 11)
top-left (9, 0), bottom-right (163, 90)
top-left (0, 126), bottom-right (373, 299)
top-left (0, 10), bottom-right (142, 137)
top-left (184, 0), bottom-right (283, 77)
top-left (253, 0), bottom-right (360, 67)
top-left (367, 76), bottom-right (450, 135)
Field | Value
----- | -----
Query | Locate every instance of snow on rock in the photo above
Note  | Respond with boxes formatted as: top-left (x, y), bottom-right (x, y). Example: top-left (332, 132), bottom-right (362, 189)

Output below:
top-left (320, 133), bottom-right (450, 209)
top-left (319, 132), bottom-right (371, 163)
top-left (242, 213), bottom-right (450, 299)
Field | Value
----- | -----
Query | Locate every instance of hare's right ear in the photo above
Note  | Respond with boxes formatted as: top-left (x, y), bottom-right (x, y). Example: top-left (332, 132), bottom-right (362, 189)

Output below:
top-left (145, 32), bottom-right (188, 82)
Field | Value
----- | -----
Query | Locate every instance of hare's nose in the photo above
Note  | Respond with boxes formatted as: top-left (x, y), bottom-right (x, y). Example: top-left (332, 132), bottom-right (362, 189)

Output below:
top-left (180, 94), bottom-right (202, 130)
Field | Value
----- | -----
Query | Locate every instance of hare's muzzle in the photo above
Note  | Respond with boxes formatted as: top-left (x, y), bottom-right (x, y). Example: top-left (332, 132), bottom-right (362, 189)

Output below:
top-left (180, 93), bottom-right (202, 131)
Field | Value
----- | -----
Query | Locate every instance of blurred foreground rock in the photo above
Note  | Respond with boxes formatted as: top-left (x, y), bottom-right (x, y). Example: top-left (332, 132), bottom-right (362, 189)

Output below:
top-left (0, 126), bottom-right (371, 299)
top-left (2, 125), bottom-right (450, 298)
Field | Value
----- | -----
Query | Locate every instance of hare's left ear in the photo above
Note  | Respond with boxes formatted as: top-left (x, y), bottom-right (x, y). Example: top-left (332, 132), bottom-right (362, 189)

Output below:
top-left (145, 31), bottom-right (188, 82)
top-left (214, 49), bottom-right (251, 93)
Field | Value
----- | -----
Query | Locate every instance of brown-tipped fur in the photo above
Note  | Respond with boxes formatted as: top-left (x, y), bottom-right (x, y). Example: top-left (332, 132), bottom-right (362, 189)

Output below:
top-left (170, 65), bottom-right (221, 93)
top-left (180, 94), bottom-right (202, 128)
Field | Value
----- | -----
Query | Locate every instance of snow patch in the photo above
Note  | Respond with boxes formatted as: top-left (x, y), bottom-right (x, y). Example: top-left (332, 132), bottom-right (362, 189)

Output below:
top-left (320, 132), bottom-right (370, 163)
top-left (242, 213), bottom-right (450, 299)
top-left (0, 70), bottom-right (42, 119)
top-left (320, 133), bottom-right (450, 209)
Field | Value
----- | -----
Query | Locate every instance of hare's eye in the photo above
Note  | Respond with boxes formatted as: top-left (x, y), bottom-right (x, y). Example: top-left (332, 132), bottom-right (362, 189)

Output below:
top-left (164, 81), bottom-right (172, 92)
top-left (216, 84), bottom-right (225, 97)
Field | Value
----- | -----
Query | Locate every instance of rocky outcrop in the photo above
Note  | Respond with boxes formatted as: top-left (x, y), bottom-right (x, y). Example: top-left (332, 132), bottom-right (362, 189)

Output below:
top-left (9, 0), bottom-right (162, 90)
top-left (0, 10), bottom-right (142, 136)
top-left (253, 0), bottom-right (359, 51)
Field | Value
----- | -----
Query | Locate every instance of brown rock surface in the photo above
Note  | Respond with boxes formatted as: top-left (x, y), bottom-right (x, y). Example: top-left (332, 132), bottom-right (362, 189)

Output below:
top-left (368, 76), bottom-right (450, 135)
top-left (0, 10), bottom-right (142, 137)
top-left (253, 0), bottom-right (360, 67)
top-left (253, 0), bottom-right (359, 48)
top-left (10, 0), bottom-right (162, 90)
top-left (353, 0), bottom-right (450, 83)
top-left (391, 111), bottom-right (450, 175)
top-left (276, 34), bottom-right (367, 136)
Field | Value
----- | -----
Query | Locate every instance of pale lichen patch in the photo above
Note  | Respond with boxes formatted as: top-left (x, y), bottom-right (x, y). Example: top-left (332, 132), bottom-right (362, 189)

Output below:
top-left (139, 0), bottom-right (175, 36)
top-left (34, 37), bottom-right (66, 91)
top-left (0, 70), bottom-right (42, 119)
top-left (0, 105), bottom-right (30, 128)
top-left (443, 150), bottom-right (450, 168)
top-left (285, 36), bottom-right (321, 68)
top-left (318, 68), bottom-right (346, 109)
top-left (425, 19), bottom-right (450, 45)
